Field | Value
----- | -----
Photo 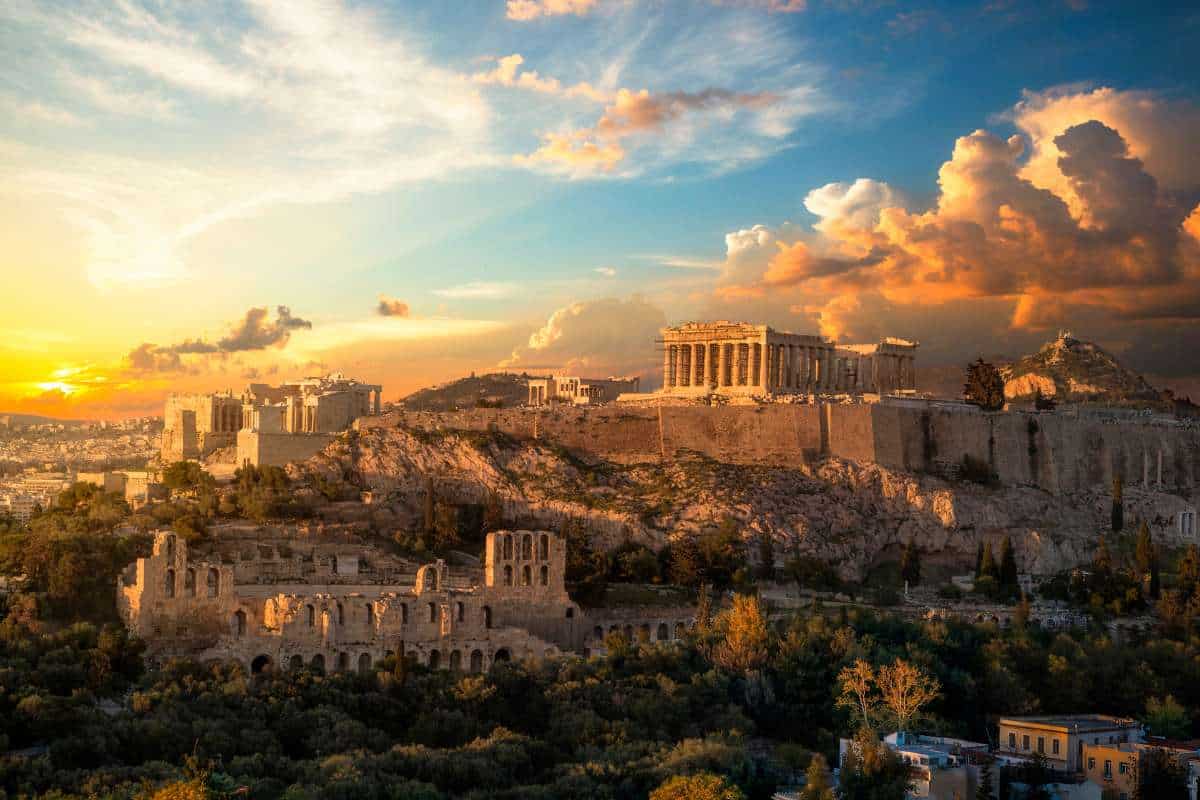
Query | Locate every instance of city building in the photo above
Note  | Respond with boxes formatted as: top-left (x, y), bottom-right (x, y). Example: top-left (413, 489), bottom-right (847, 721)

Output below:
top-left (658, 321), bottom-right (917, 398)
top-left (839, 731), bottom-right (991, 799)
top-left (997, 715), bottom-right (1142, 774)
top-left (1082, 738), bottom-right (1200, 800)
top-left (75, 470), bottom-right (161, 504)
top-left (526, 375), bottom-right (640, 406)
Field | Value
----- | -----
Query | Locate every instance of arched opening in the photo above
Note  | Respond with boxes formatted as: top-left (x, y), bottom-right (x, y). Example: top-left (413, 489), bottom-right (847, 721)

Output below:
top-left (310, 653), bottom-right (325, 673)
top-left (538, 534), bottom-right (549, 561)
top-left (306, 604), bottom-right (315, 627)
top-left (521, 534), bottom-right (532, 560)
top-left (336, 603), bottom-right (344, 626)
top-left (540, 565), bottom-right (549, 586)
top-left (164, 568), bottom-right (176, 598)
top-left (470, 649), bottom-right (484, 673)
top-left (365, 603), bottom-right (374, 626)
top-left (483, 606), bottom-right (492, 629)
top-left (423, 568), bottom-right (436, 592)
top-left (206, 568), bottom-right (219, 597)
top-left (358, 653), bottom-right (371, 674)
top-left (657, 622), bottom-right (669, 641)
top-left (503, 534), bottom-right (513, 559)
top-left (565, 607), bottom-right (574, 619)
top-left (251, 654), bottom-right (273, 674)
top-left (401, 603), bottom-right (408, 624)
top-left (428, 602), bottom-right (437, 623)
top-left (337, 652), bottom-right (350, 672)
top-left (289, 654), bottom-right (304, 670)
top-left (428, 649), bottom-right (441, 669)
top-left (234, 609), bottom-right (247, 637)
top-left (184, 569), bottom-right (196, 596)
top-left (503, 565), bottom-right (513, 586)
top-left (521, 565), bottom-right (532, 586)
top-left (493, 648), bottom-right (511, 665)
top-left (449, 650), bottom-right (462, 671)
top-left (456, 602), bottom-right (465, 622)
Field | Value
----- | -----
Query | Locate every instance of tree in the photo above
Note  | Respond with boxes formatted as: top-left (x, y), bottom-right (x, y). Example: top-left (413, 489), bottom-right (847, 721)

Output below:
top-left (975, 759), bottom-right (994, 800)
top-left (798, 753), bottom-right (835, 800)
top-left (1094, 535), bottom-right (1114, 578)
top-left (1134, 747), bottom-right (1189, 800)
top-left (1136, 521), bottom-right (1160, 599)
top-left (978, 541), bottom-right (998, 580)
top-left (1179, 545), bottom-right (1200, 598)
top-left (998, 536), bottom-right (1019, 590)
top-left (649, 773), bottom-right (744, 800)
top-left (876, 658), bottom-right (941, 733)
top-left (838, 728), bottom-right (912, 800)
top-left (837, 659), bottom-right (878, 732)
top-left (712, 593), bottom-right (770, 674)
top-left (900, 539), bottom-right (921, 587)
top-left (1144, 695), bottom-right (1191, 739)
top-left (963, 359), bottom-right (1005, 411)
top-left (973, 543), bottom-right (985, 579)
top-left (757, 534), bottom-right (776, 581)
top-left (1112, 475), bottom-right (1124, 533)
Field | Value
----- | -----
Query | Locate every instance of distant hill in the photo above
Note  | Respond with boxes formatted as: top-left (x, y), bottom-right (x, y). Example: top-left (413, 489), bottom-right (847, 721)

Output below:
top-left (400, 372), bottom-right (535, 411)
top-left (0, 412), bottom-right (84, 427)
top-left (1000, 331), bottom-right (1160, 405)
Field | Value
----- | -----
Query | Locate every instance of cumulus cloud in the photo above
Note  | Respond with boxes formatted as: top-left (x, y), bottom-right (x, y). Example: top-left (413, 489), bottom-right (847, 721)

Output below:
top-left (506, 0), bottom-right (598, 20)
top-left (501, 296), bottom-right (667, 378)
top-left (125, 306), bottom-right (312, 372)
top-left (377, 296), bottom-right (411, 317)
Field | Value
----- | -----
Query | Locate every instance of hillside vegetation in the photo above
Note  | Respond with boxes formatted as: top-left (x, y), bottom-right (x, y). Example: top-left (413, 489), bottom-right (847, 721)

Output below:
top-left (400, 373), bottom-right (535, 411)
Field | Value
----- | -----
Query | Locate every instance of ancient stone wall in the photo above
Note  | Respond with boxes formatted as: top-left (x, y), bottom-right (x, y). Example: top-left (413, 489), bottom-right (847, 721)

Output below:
top-left (237, 430), bottom-right (335, 467)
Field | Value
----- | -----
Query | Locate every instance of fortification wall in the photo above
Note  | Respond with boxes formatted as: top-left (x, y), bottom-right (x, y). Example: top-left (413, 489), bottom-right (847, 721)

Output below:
top-left (238, 431), bottom-right (335, 467)
top-left (376, 403), bottom-right (1200, 496)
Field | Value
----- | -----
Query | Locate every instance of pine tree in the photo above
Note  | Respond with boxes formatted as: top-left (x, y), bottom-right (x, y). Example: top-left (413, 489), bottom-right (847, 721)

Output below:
top-left (999, 536), bottom-right (1018, 588)
top-left (1112, 475), bottom-right (1124, 533)
top-left (900, 538), bottom-right (921, 587)
top-left (975, 759), bottom-right (994, 800)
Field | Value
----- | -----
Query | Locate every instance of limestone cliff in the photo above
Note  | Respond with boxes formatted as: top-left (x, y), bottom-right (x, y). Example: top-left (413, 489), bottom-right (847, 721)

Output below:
top-left (1002, 331), bottom-right (1159, 404)
top-left (293, 423), bottom-right (1196, 582)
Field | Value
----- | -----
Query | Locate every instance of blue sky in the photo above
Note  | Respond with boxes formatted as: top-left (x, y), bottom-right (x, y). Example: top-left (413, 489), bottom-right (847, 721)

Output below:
top-left (1, 0), bottom-right (1198, 416)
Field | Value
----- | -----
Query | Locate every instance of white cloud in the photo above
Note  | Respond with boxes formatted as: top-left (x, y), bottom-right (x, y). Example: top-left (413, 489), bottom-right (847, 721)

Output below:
top-left (594, 266), bottom-right (617, 277)
top-left (432, 282), bottom-right (519, 299)
top-left (803, 178), bottom-right (899, 232)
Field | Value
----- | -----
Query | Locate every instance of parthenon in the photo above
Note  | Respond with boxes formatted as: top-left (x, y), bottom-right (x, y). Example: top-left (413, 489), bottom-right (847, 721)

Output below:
top-left (659, 321), bottom-right (917, 397)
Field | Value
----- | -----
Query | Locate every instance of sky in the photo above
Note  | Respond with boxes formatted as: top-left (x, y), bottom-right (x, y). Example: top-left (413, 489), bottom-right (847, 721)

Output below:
top-left (1, 0), bottom-right (1199, 418)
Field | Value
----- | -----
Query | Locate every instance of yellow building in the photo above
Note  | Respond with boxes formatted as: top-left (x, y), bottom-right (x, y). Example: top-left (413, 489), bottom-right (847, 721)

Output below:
top-left (997, 715), bottom-right (1141, 774)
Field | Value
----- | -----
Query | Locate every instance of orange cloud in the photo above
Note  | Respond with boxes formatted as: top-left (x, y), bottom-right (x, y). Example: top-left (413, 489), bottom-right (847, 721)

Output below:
top-left (377, 296), bottom-right (410, 317)
top-left (506, 0), bottom-right (597, 21)
top-left (515, 131), bottom-right (625, 173)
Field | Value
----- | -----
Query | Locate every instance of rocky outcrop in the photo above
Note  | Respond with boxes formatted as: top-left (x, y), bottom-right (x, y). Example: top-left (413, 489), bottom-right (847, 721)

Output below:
top-left (293, 423), bottom-right (1196, 582)
top-left (1002, 331), bottom-right (1160, 404)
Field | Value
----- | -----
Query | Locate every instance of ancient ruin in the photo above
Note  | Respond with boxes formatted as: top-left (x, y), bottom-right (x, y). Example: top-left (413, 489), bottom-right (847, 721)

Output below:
top-left (119, 528), bottom-right (693, 673)
top-left (161, 373), bottom-right (384, 467)
top-left (658, 321), bottom-right (917, 397)
top-left (526, 375), bottom-right (640, 406)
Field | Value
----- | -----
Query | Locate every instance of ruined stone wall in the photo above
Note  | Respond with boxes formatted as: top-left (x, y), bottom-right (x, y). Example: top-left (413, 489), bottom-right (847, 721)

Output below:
top-left (237, 430), bottom-right (335, 467)
top-left (374, 403), bottom-right (1200, 496)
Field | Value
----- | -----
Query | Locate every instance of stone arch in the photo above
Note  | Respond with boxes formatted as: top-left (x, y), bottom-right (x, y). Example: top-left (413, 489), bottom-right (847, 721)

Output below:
top-left (538, 534), bottom-right (549, 560)
top-left (428, 602), bottom-right (437, 623)
top-left (251, 654), bottom-right (273, 674)
top-left (184, 569), bottom-right (196, 596)
top-left (456, 601), bottom-right (465, 622)
top-left (234, 609), bottom-right (247, 637)
top-left (449, 650), bottom-right (462, 671)
top-left (206, 568), bottom-right (219, 598)
top-left (522, 565), bottom-right (532, 586)
top-left (428, 649), bottom-right (441, 669)
top-left (503, 565), bottom-right (513, 586)
top-left (470, 649), bottom-right (484, 672)
top-left (306, 604), bottom-right (316, 627)
top-left (657, 622), bottom-right (669, 641)
top-left (503, 534), bottom-right (513, 559)
top-left (164, 568), bottom-right (176, 598)
top-left (483, 606), bottom-right (492, 629)
top-left (358, 653), bottom-right (372, 674)
top-left (521, 534), bottom-right (532, 560)
top-left (310, 653), bottom-right (325, 673)
top-left (337, 651), bottom-right (350, 672)
top-left (540, 565), bottom-right (549, 586)
top-left (493, 648), bottom-right (511, 665)
top-left (288, 654), bottom-right (303, 670)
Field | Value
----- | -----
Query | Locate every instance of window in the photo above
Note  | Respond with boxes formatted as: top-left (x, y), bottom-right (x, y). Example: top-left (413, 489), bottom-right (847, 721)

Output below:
top-left (540, 565), bottom-right (548, 586)
top-left (207, 568), bottom-right (219, 597)
top-left (1104, 760), bottom-right (1112, 779)
top-left (400, 603), bottom-right (408, 624)
top-left (337, 603), bottom-right (344, 625)
top-left (503, 534), bottom-right (513, 559)
top-left (1052, 739), bottom-right (1060, 755)
top-left (365, 603), bottom-right (374, 625)
top-left (503, 564), bottom-right (513, 586)
top-left (1038, 737), bottom-right (1044, 754)
top-left (521, 535), bottom-right (532, 560)
top-left (456, 602), bottom-right (464, 622)
top-left (1023, 735), bottom-right (1030, 751)
top-left (428, 602), bottom-right (437, 623)
top-left (1009, 733), bottom-right (1016, 748)
top-left (1119, 763), bottom-right (1128, 775)
top-left (307, 604), bottom-right (315, 627)
top-left (1088, 758), bottom-right (1095, 770)
top-left (538, 534), bottom-right (549, 560)
top-left (522, 565), bottom-right (531, 586)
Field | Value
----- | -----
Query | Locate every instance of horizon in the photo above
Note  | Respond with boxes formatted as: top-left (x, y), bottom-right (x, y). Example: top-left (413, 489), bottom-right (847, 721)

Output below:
top-left (3, 0), bottom-right (1199, 420)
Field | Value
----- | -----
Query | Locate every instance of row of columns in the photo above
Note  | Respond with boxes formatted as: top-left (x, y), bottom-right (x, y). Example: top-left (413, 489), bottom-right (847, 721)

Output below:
top-left (664, 341), bottom-right (841, 391)
top-left (763, 342), bottom-right (837, 392)
top-left (212, 403), bottom-right (242, 433)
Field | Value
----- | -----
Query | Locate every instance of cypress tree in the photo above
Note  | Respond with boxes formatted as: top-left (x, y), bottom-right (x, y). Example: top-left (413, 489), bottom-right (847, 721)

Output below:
top-left (974, 542), bottom-right (985, 579)
top-left (999, 536), bottom-right (1018, 588)
top-left (900, 538), bottom-right (921, 587)
top-left (979, 541), bottom-right (998, 579)
top-left (1112, 475), bottom-right (1124, 533)
top-left (1136, 520), bottom-right (1154, 573)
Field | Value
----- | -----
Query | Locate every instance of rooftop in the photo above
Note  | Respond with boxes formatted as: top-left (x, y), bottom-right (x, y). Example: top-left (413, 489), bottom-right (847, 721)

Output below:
top-left (1000, 714), bottom-right (1139, 732)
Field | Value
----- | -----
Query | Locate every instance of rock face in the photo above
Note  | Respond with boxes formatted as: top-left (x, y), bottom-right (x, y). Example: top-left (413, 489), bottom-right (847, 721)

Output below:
top-left (1002, 331), bottom-right (1159, 404)
top-left (295, 423), bottom-right (1197, 582)
top-left (401, 373), bottom-right (531, 411)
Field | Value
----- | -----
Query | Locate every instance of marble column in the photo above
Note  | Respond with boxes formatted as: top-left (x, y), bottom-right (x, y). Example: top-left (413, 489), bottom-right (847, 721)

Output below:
top-left (717, 342), bottom-right (728, 387)
top-left (784, 344), bottom-right (794, 389)
top-left (663, 344), bottom-right (673, 389)
top-left (693, 344), bottom-right (704, 388)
